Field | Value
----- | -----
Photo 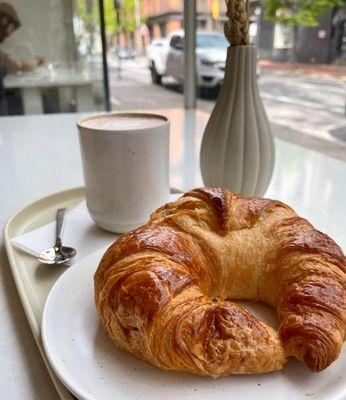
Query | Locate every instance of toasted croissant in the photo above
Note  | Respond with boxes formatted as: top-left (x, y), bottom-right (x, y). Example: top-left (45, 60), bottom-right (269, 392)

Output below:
top-left (94, 188), bottom-right (346, 377)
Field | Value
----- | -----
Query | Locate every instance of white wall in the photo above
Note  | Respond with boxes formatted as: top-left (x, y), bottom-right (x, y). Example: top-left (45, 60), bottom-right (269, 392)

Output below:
top-left (1, 0), bottom-right (74, 65)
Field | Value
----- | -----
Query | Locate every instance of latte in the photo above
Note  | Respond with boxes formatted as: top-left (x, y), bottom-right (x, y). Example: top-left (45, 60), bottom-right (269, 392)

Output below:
top-left (79, 114), bottom-right (167, 131)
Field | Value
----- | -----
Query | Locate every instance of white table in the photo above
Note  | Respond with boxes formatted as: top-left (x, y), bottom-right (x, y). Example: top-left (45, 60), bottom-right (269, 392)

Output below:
top-left (4, 67), bottom-right (102, 114)
top-left (0, 110), bottom-right (345, 399)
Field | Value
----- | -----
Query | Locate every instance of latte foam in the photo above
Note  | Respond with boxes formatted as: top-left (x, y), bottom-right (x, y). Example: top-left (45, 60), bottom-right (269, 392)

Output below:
top-left (80, 114), bottom-right (167, 131)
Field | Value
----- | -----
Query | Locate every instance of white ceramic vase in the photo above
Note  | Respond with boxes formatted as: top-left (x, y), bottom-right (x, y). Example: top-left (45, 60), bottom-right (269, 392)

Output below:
top-left (200, 45), bottom-right (275, 197)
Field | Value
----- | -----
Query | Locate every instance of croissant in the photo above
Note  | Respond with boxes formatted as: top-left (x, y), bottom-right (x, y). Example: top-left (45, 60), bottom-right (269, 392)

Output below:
top-left (94, 187), bottom-right (346, 377)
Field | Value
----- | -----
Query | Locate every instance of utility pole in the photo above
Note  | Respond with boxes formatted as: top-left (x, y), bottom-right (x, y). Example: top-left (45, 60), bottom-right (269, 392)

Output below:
top-left (184, 0), bottom-right (197, 109)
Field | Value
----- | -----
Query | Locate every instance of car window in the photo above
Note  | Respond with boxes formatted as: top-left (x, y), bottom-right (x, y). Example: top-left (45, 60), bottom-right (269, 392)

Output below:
top-left (169, 36), bottom-right (177, 47)
top-left (197, 34), bottom-right (228, 49)
top-left (170, 36), bottom-right (184, 49)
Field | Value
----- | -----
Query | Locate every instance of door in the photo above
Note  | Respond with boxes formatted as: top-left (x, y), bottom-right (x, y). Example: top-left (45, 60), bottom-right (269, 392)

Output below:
top-left (166, 35), bottom-right (184, 81)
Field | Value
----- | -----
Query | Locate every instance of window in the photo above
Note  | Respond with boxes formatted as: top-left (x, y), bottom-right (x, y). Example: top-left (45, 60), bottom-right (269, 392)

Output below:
top-left (170, 35), bottom-right (183, 49)
top-left (196, 33), bottom-right (228, 49)
top-left (0, 0), bottom-right (107, 116)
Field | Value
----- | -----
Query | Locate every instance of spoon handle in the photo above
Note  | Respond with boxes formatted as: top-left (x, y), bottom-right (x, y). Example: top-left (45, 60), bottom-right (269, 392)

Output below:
top-left (55, 208), bottom-right (66, 248)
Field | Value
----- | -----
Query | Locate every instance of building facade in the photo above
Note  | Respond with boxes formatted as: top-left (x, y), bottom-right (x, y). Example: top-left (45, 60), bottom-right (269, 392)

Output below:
top-left (141, 0), bottom-right (228, 38)
top-left (139, 0), bottom-right (346, 64)
top-left (258, 6), bottom-right (346, 63)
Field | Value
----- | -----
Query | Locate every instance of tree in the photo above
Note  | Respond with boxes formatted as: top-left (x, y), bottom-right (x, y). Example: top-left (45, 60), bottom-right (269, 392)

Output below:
top-left (263, 0), bottom-right (343, 26)
top-left (74, 0), bottom-right (139, 40)
top-left (74, 0), bottom-right (99, 54)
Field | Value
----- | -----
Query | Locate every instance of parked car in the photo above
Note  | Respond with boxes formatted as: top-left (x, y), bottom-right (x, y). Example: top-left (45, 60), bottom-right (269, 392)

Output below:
top-left (148, 31), bottom-right (228, 90)
top-left (148, 30), bottom-right (260, 91)
top-left (147, 38), bottom-right (169, 84)
top-left (112, 46), bottom-right (136, 59)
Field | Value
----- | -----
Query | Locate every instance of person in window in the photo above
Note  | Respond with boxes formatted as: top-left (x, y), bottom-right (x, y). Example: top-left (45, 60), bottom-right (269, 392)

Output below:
top-left (0, 2), bottom-right (44, 115)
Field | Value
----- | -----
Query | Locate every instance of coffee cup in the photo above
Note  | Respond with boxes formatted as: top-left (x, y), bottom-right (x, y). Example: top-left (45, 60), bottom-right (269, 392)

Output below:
top-left (77, 112), bottom-right (170, 233)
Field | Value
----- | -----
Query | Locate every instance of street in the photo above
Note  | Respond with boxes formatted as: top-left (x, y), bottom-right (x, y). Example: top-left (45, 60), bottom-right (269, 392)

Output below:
top-left (108, 58), bottom-right (346, 159)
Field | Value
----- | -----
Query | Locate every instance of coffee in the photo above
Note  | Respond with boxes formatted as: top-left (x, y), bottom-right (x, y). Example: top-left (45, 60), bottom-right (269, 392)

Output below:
top-left (80, 114), bottom-right (167, 131)
top-left (77, 112), bottom-right (170, 233)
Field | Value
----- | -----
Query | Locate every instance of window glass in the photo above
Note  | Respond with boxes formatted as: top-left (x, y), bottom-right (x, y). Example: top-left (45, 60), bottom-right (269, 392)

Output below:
top-left (196, 34), bottom-right (228, 48)
top-left (104, 0), bottom-right (184, 112)
top-left (0, 0), bottom-right (106, 116)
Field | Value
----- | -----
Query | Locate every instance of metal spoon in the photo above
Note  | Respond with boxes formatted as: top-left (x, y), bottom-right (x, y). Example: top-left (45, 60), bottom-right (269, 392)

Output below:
top-left (38, 208), bottom-right (76, 265)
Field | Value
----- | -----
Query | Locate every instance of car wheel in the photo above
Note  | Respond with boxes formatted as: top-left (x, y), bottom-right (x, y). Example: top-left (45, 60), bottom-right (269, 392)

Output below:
top-left (150, 63), bottom-right (162, 85)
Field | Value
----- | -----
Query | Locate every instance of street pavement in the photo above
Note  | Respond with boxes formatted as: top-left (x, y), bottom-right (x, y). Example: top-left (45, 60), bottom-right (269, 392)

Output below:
top-left (108, 58), bottom-right (346, 160)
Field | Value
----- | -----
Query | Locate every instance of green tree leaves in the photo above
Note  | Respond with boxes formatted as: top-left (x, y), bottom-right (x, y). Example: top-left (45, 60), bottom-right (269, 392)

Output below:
top-left (263, 0), bottom-right (343, 26)
top-left (74, 0), bottom-right (138, 37)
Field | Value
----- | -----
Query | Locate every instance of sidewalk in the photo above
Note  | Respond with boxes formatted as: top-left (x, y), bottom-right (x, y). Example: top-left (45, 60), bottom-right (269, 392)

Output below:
top-left (259, 59), bottom-right (346, 80)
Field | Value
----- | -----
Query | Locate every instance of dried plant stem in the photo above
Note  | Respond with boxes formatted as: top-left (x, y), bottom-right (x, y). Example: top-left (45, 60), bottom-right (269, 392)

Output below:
top-left (224, 0), bottom-right (250, 46)
top-left (246, 0), bottom-right (250, 18)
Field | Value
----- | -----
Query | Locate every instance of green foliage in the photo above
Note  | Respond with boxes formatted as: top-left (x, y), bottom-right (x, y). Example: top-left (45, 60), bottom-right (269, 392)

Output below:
top-left (104, 0), bottom-right (117, 36)
top-left (74, 0), bottom-right (139, 37)
top-left (263, 0), bottom-right (343, 26)
top-left (104, 0), bottom-right (137, 35)
top-left (119, 0), bottom-right (138, 33)
top-left (74, 0), bottom-right (99, 27)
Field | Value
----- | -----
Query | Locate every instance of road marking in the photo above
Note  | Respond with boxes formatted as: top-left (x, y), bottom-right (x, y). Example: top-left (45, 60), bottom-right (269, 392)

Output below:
top-left (261, 76), bottom-right (345, 94)
top-left (298, 83), bottom-right (345, 94)
top-left (261, 93), bottom-right (344, 114)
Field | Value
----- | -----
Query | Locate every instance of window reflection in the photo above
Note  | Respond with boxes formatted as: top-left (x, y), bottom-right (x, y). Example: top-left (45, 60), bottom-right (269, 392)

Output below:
top-left (0, 0), bottom-right (105, 116)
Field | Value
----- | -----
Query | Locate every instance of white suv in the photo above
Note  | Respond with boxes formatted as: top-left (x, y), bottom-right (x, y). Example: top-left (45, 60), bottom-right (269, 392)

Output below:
top-left (148, 31), bottom-right (228, 90)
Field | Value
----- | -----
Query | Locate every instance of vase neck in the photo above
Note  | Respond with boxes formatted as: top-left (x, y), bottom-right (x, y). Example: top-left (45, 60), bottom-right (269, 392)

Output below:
top-left (225, 45), bottom-right (257, 78)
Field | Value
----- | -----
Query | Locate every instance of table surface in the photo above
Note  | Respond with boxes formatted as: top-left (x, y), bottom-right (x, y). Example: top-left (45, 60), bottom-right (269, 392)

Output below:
top-left (4, 66), bottom-right (102, 89)
top-left (0, 109), bottom-right (345, 399)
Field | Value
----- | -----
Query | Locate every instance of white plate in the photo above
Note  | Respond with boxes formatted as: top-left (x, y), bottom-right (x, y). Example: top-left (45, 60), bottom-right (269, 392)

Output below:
top-left (42, 248), bottom-right (346, 400)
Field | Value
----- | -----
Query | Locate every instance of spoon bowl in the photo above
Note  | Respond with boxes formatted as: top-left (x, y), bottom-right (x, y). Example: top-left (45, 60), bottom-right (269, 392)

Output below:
top-left (38, 246), bottom-right (76, 265)
top-left (38, 209), bottom-right (77, 266)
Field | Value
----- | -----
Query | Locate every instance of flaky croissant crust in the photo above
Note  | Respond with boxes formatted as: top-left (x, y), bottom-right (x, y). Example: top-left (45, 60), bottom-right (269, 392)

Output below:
top-left (94, 188), bottom-right (346, 377)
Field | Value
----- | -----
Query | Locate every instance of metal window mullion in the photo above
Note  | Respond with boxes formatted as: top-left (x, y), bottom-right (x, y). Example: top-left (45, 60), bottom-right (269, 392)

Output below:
top-left (98, 0), bottom-right (111, 111)
top-left (184, 0), bottom-right (197, 109)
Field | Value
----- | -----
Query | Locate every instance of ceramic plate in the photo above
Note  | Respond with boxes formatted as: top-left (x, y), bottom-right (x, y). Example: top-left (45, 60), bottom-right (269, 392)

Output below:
top-left (42, 248), bottom-right (346, 400)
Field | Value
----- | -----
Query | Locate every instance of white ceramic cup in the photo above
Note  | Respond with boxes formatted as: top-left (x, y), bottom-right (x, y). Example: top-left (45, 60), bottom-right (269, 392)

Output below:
top-left (77, 112), bottom-right (170, 233)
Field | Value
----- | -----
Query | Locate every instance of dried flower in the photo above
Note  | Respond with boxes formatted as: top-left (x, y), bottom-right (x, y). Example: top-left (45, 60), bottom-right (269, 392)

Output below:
top-left (224, 0), bottom-right (250, 46)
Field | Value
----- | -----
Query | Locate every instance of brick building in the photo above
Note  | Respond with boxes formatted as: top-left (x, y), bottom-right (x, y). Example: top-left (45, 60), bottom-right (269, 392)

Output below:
top-left (141, 0), bottom-right (228, 39)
